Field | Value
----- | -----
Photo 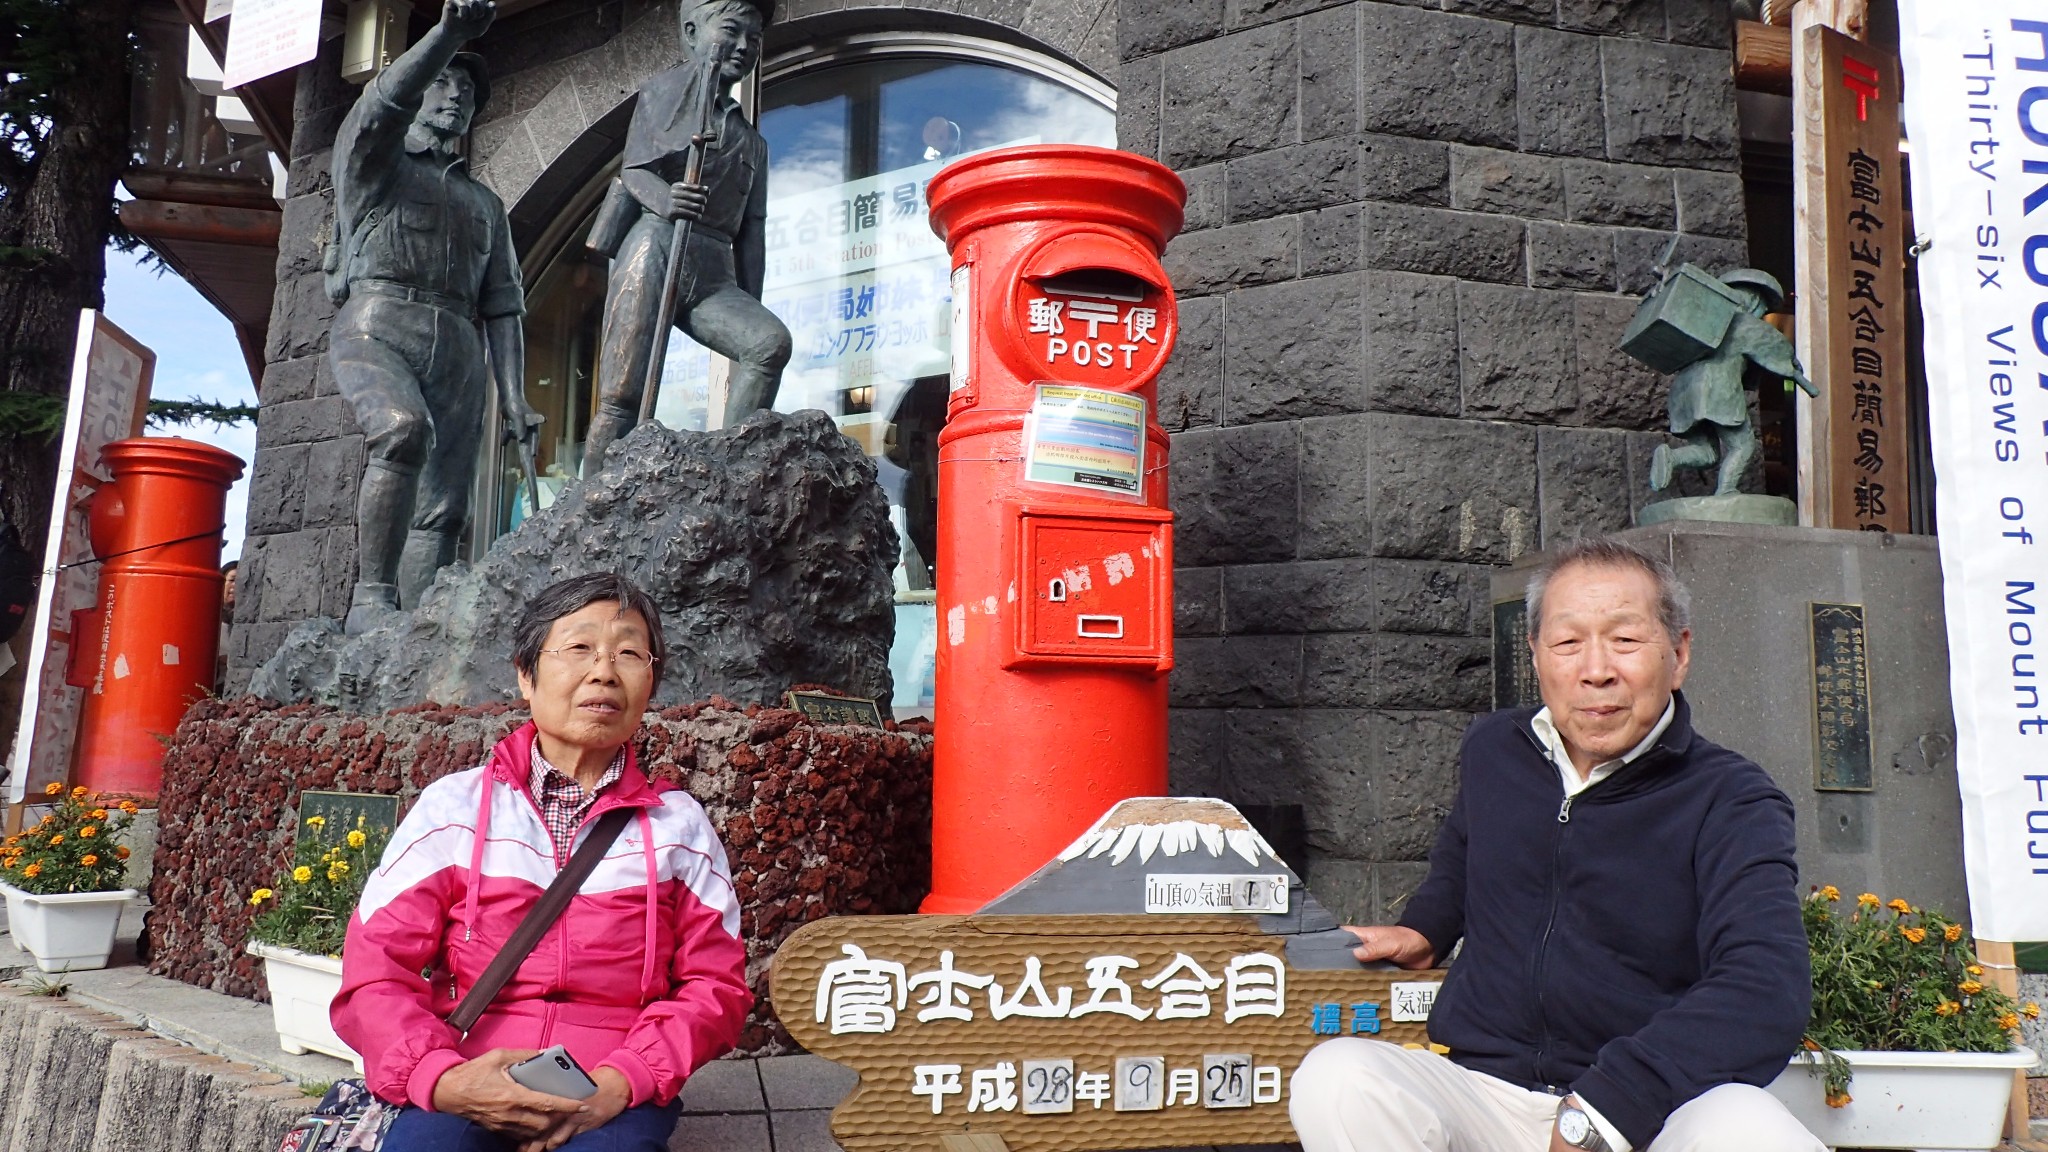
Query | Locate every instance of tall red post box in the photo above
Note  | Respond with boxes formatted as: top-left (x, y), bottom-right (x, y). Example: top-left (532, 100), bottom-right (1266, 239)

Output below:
top-left (922, 145), bottom-right (1187, 912)
top-left (68, 437), bottom-right (244, 799)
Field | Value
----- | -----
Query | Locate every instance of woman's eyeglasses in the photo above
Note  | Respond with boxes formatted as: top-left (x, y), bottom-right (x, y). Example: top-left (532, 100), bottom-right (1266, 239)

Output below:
top-left (538, 642), bottom-right (657, 674)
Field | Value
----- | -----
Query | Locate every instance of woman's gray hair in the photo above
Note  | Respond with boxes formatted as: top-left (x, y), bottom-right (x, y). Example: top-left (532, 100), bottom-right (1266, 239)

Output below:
top-left (1524, 537), bottom-right (1692, 643)
top-left (511, 572), bottom-right (667, 686)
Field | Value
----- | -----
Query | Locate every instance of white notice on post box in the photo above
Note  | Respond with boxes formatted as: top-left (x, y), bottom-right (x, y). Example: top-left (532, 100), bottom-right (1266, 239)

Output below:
top-left (222, 0), bottom-right (322, 89)
top-left (1143, 874), bottom-right (1288, 914)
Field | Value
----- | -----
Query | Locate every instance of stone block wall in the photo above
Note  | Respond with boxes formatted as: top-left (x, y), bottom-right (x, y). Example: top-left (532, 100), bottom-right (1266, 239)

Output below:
top-left (146, 697), bottom-right (932, 1054)
top-left (1120, 0), bottom-right (1749, 922)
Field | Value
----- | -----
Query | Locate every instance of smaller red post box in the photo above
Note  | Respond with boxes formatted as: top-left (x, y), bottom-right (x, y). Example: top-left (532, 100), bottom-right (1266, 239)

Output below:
top-left (923, 145), bottom-right (1187, 913)
top-left (69, 437), bottom-right (244, 800)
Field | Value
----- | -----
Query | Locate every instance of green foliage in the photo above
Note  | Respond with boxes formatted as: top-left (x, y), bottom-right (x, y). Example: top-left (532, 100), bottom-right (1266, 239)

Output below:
top-left (299, 1080), bottom-right (332, 1099)
top-left (20, 973), bottom-right (69, 996)
top-left (0, 785), bottom-right (138, 894)
top-left (0, 390), bottom-right (66, 439)
top-left (247, 812), bottom-right (391, 958)
top-left (1797, 886), bottom-right (2040, 1106)
top-left (146, 397), bottom-right (258, 430)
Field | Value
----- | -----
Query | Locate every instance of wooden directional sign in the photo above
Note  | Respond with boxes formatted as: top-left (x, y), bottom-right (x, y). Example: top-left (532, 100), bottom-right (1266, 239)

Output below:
top-left (771, 914), bottom-right (1448, 1152)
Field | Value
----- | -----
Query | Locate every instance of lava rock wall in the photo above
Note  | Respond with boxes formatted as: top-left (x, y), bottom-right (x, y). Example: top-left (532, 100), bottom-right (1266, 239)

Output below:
top-left (146, 696), bottom-right (931, 1054)
top-left (249, 411), bottom-right (899, 713)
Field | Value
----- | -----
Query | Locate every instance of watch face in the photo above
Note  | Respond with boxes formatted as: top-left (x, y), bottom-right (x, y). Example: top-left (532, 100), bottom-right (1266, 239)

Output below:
top-left (1558, 1107), bottom-right (1592, 1145)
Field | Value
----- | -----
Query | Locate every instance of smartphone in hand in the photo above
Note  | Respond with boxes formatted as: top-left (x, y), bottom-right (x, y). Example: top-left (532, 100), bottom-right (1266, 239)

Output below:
top-left (507, 1045), bottom-right (599, 1100)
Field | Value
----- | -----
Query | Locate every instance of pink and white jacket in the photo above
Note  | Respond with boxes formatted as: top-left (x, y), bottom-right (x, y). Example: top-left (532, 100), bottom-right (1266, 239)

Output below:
top-left (331, 723), bottom-right (752, 1110)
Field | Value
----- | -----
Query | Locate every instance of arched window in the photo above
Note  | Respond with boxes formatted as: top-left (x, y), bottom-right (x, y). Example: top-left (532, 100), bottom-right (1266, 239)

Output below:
top-left (503, 35), bottom-right (1114, 713)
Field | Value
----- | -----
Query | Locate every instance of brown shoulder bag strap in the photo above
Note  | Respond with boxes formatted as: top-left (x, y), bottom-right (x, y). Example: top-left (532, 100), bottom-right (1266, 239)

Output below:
top-left (448, 805), bottom-right (638, 1035)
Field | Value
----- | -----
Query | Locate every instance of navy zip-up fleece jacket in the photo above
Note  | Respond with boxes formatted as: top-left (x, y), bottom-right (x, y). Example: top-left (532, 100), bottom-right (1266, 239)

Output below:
top-left (1395, 691), bottom-right (1810, 1148)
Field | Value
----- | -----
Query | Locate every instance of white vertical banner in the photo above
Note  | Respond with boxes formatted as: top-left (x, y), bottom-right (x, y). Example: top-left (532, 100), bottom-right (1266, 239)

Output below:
top-left (221, 0), bottom-right (321, 90)
top-left (1899, 5), bottom-right (2048, 942)
top-left (7, 314), bottom-right (153, 805)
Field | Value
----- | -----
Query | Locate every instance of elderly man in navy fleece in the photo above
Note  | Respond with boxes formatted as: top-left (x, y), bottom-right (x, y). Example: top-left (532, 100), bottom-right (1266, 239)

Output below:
top-left (1289, 537), bottom-right (1820, 1152)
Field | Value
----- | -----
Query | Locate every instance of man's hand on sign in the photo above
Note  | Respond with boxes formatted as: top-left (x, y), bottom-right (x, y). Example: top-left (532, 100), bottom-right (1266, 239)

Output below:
top-left (430, 1048), bottom-right (586, 1138)
top-left (1342, 924), bottom-right (1435, 970)
top-left (441, 0), bottom-right (496, 39)
top-left (669, 182), bottom-right (710, 222)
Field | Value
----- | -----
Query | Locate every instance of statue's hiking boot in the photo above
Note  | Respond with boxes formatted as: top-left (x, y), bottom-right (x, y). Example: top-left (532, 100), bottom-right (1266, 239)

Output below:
top-left (344, 582), bottom-right (403, 637)
top-left (1649, 443), bottom-right (1673, 491)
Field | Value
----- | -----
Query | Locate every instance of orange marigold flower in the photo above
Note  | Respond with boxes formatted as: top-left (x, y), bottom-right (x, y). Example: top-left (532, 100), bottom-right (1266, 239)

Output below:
top-left (48, 834), bottom-right (62, 846)
top-left (1818, 885), bottom-right (1841, 901)
top-left (79, 854), bottom-right (97, 868)
top-left (78, 825), bottom-right (96, 839)
top-left (70, 785), bottom-right (87, 799)
top-left (1960, 980), bottom-right (1984, 995)
top-left (118, 800), bottom-right (138, 815)
top-left (1887, 898), bottom-right (1912, 914)
top-left (1968, 964), bottom-right (1984, 976)
top-left (2000, 1012), bottom-right (2022, 1030)
top-left (22, 862), bottom-right (40, 878)
top-left (1824, 1091), bottom-right (1852, 1108)
top-left (1900, 926), bottom-right (1927, 944)
top-left (88, 808), bottom-right (106, 821)
top-left (1936, 1000), bottom-right (1961, 1016)
top-left (1944, 923), bottom-right (1964, 942)
top-left (1802, 1038), bottom-right (1820, 1051)
top-left (43, 782), bottom-right (62, 796)
top-left (2026, 1002), bottom-right (2042, 1019)
top-left (1857, 892), bottom-right (1880, 908)
top-left (113, 846), bottom-right (129, 860)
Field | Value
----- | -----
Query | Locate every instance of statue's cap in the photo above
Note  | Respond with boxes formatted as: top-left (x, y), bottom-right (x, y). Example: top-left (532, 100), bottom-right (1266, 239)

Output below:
top-left (686, 0), bottom-right (774, 23)
top-left (1717, 267), bottom-right (1785, 309)
top-left (447, 52), bottom-right (491, 115)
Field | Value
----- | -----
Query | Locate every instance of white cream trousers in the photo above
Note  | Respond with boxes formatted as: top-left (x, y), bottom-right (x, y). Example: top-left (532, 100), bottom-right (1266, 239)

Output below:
top-left (1289, 1037), bottom-right (1826, 1152)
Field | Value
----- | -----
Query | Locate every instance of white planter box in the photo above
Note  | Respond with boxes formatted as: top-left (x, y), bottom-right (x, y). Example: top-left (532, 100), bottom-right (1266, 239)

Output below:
top-left (1765, 1045), bottom-right (2036, 1150)
top-left (248, 941), bottom-right (363, 1071)
top-left (1, 883), bottom-right (134, 972)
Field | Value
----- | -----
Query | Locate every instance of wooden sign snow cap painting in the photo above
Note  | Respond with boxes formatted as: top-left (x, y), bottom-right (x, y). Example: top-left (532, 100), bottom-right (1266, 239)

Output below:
top-left (769, 798), bottom-right (1450, 1152)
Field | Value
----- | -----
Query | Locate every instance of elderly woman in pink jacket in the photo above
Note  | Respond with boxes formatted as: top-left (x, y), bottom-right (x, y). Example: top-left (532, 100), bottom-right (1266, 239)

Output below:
top-left (333, 572), bottom-right (752, 1151)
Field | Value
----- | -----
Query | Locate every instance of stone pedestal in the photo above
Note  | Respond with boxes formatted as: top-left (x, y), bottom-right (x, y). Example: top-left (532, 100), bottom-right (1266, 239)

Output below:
top-left (1491, 522), bottom-right (1966, 919)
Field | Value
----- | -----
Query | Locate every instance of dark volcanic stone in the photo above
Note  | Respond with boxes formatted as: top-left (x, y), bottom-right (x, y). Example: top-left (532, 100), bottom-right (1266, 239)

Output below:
top-left (252, 410), bottom-right (898, 711)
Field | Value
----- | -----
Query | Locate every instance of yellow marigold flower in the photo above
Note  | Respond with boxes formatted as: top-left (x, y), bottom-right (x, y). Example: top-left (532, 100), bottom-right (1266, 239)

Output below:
top-left (78, 825), bottom-right (96, 839)
top-left (22, 863), bottom-right (40, 878)
top-left (113, 846), bottom-right (129, 860)
top-left (1944, 923), bottom-right (1963, 942)
top-left (1960, 980), bottom-right (1984, 995)
top-left (1900, 926), bottom-right (1927, 944)
top-left (2026, 1002), bottom-right (2042, 1019)
top-left (249, 888), bottom-right (273, 906)
top-left (304, 815), bottom-right (326, 829)
top-left (1824, 1090), bottom-right (1852, 1108)
top-left (1968, 964), bottom-right (1984, 976)
top-left (71, 786), bottom-right (88, 799)
top-left (1936, 1000), bottom-right (1961, 1016)
top-left (1857, 892), bottom-right (1880, 908)
top-left (88, 809), bottom-right (106, 820)
top-left (118, 800), bottom-right (138, 815)
top-left (1818, 885), bottom-right (1841, 902)
top-left (1887, 898), bottom-right (1912, 914)
top-left (2000, 1012), bottom-right (2022, 1030)
top-left (43, 782), bottom-right (62, 796)
top-left (292, 866), bottom-right (313, 884)
top-left (347, 830), bottom-right (367, 849)
top-left (48, 834), bottom-right (62, 846)
top-left (79, 854), bottom-right (97, 868)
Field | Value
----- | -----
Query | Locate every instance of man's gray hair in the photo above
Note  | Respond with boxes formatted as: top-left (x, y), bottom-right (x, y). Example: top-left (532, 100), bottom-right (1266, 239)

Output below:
top-left (1524, 536), bottom-right (1692, 643)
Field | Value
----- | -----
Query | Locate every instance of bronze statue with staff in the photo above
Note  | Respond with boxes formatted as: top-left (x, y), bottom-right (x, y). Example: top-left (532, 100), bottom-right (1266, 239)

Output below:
top-left (582, 0), bottom-right (788, 479)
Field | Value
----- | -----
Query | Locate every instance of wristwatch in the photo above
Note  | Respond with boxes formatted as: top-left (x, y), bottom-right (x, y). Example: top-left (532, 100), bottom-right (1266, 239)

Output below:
top-left (1556, 1098), bottom-right (1612, 1152)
